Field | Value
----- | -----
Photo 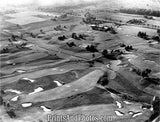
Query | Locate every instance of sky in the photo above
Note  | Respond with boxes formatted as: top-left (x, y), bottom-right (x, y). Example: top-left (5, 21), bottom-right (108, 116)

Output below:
top-left (0, 0), bottom-right (159, 9)
top-left (0, 0), bottom-right (99, 7)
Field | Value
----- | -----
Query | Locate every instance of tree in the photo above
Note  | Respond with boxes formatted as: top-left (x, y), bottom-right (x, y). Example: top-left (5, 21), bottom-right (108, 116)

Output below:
top-left (102, 49), bottom-right (108, 57)
top-left (11, 35), bottom-right (16, 41)
top-left (137, 31), bottom-right (149, 40)
top-left (120, 43), bottom-right (126, 47)
top-left (72, 33), bottom-right (80, 40)
top-left (92, 53), bottom-right (95, 58)
top-left (152, 36), bottom-right (160, 42)
top-left (6, 110), bottom-right (16, 118)
top-left (146, 97), bottom-right (160, 122)
top-left (58, 35), bottom-right (67, 41)
top-left (40, 29), bottom-right (45, 34)
top-left (88, 61), bottom-right (94, 67)
top-left (30, 33), bottom-right (36, 38)
top-left (1, 47), bottom-right (9, 54)
top-left (1, 90), bottom-right (5, 95)
top-left (125, 45), bottom-right (133, 51)
top-left (86, 45), bottom-right (98, 52)
top-left (110, 27), bottom-right (117, 34)
top-left (79, 34), bottom-right (85, 40)
top-left (66, 42), bottom-right (76, 47)
top-left (102, 49), bottom-right (122, 60)
top-left (97, 72), bottom-right (109, 86)
top-left (157, 29), bottom-right (160, 35)
top-left (0, 96), bottom-right (3, 105)
top-left (142, 69), bottom-right (151, 77)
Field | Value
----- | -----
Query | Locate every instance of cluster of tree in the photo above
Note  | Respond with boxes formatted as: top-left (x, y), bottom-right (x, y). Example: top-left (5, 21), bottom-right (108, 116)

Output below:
top-left (157, 29), bottom-right (160, 35)
top-left (66, 42), bottom-right (76, 47)
top-left (88, 61), bottom-right (95, 67)
top-left (120, 94), bottom-right (139, 102)
top-left (0, 42), bottom-right (28, 54)
top-left (120, 9), bottom-right (160, 17)
top-left (40, 29), bottom-right (45, 34)
top-left (97, 72), bottom-right (109, 86)
top-left (137, 31), bottom-right (150, 40)
top-left (79, 34), bottom-right (87, 40)
top-left (30, 32), bottom-right (37, 38)
top-left (0, 90), bottom-right (16, 118)
top-left (152, 36), bottom-right (160, 42)
top-left (145, 97), bottom-right (160, 122)
top-left (120, 43), bottom-right (126, 47)
top-left (91, 25), bottom-right (117, 34)
top-left (110, 27), bottom-right (117, 34)
top-left (91, 25), bottom-right (109, 32)
top-left (72, 33), bottom-right (80, 40)
top-left (144, 15), bottom-right (154, 20)
top-left (58, 35), bottom-right (67, 41)
top-left (6, 109), bottom-right (16, 118)
top-left (0, 96), bottom-right (3, 105)
top-left (54, 25), bottom-right (64, 31)
top-left (11, 35), bottom-right (19, 41)
top-left (83, 12), bottom-right (96, 24)
top-left (143, 77), bottom-right (160, 85)
top-left (71, 33), bottom-right (86, 40)
top-left (141, 103), bottom-right (152, 109)
top-left (10, 33), bottom-right (25, 41)
top-left (125, 45), bottom-right (133, 51)
top-left (0, 47), bottom-right (9, 54)
top-left (86, 45), bottom-right (98, 52)
top-left (106, 88), bottom-right (121, 94)
top-left (127, 19), bottom-right (146, 25)
top-left (132, 68), bottom-right (152, 77)
top-left (102, 49), bottom-right (123, 60)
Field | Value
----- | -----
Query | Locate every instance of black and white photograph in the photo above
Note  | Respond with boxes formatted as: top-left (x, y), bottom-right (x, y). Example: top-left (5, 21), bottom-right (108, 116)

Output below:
top-left (0, 0), bottom-right (160, 122)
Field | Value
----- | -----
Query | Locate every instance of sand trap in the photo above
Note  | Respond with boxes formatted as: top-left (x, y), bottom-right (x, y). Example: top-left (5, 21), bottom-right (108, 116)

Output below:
top-left (5, 60), bottom-right (12, 64)
top-left (74, 89), bottom-right (79, 91)
top-left (25, 44), bottom-right (34, 48)
top-left (115, 110), bottom-right (124, 116)
top-left (40, 106), bottom-right (51, 112)
top-left (115, 101), bottom-right (123, 108)
top-left (132, 112), bottom-right (143, 117)
top-left (110, 93), bottom-right (119, 99)
top-left (22, 78), bottom-right (35, 83)
top-left (150, 41), bottom-right (158, 44)
top-left (65, 85), bottom-right (71, 88)
top-left (22, 103), bottom-right (32, 108)
top-left (53, 80), bottom-right (63, 87)
top-left (11, 96), bottom-right (19, 101)
top-left (123, 101), bottom-right (133, 105)
top-left (5, 89), bottom-right (21, 94)
top-left (29, 87), bottom-right (43, 95)
top-left (16, 69), bottom-right (26, 73)
top-left (52, 68), bottom-right (58, 71)
top-left (128, 111), bottom-right (134, 115)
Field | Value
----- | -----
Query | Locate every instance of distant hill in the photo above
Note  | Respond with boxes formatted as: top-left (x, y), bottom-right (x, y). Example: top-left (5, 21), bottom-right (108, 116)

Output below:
top-left (99, 0), bottom-right (160, 10)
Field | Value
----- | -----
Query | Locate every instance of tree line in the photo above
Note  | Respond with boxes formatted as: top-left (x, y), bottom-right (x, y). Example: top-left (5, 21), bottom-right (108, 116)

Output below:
top-left (120, 8), bottom-right (160, 17)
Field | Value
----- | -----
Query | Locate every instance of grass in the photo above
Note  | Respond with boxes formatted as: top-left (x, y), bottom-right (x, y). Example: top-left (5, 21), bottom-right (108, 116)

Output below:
top-left (32, 87), bottom-right (113, 110)
top-left (2, 68), bottom-right (92, 94)
top-left (19, 70), bottom-right (104, 103)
